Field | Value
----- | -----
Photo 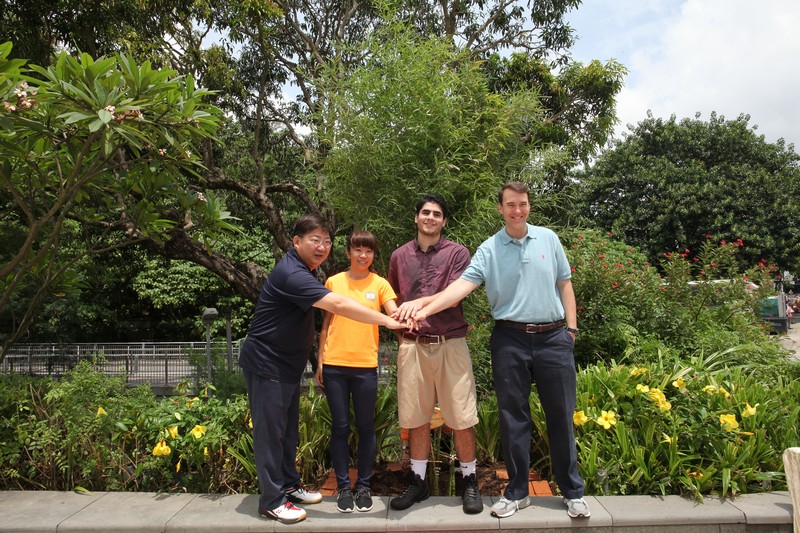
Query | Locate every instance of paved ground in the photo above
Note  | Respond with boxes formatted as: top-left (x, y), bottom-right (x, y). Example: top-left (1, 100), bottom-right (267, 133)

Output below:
top-left (779, 321), bottom-right (800, 360)
top-left (0, 490), bottom-right (794, 532)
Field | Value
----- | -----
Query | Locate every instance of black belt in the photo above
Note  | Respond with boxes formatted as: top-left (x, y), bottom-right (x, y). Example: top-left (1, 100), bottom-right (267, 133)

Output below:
top-left (495, 319), bottom-right (565, 334)
top-left (401, 333), bottom-right (460, 344)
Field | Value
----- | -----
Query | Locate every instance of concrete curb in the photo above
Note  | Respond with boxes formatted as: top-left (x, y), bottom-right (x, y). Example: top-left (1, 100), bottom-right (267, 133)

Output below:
top-left (0, 490), bottom-right (793, 532)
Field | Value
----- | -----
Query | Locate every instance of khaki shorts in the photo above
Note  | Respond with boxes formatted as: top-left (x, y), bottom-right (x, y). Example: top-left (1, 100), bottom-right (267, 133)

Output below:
top-left (397, 336), bottom-right (478, 430)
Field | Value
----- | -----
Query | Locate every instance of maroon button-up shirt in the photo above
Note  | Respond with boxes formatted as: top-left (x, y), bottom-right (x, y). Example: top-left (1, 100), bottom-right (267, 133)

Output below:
top-left (388, 237), bottom-right (470, 338)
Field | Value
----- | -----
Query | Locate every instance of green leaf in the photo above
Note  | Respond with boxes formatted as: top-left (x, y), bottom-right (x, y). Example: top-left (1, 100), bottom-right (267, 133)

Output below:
top-left (88, 118), bottom-right (105, 132)
top-left (97, 109), bottom-right (113, 124)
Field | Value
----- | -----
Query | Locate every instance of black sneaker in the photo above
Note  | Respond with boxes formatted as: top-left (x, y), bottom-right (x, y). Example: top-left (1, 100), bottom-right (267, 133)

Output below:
top-left (336, 487), bottom-right (354, 513)
top-left (354, 486), bottom-right (373, 512)
top-left (389, 472), bottom-right (429, 510)
top-left (461, 473), bottom-right (482, 514)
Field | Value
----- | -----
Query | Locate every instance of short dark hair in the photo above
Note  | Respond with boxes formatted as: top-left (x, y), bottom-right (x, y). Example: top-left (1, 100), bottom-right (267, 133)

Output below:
top-left (292, 214), bottom-right (333, 238)
top-left (347, 230), bottom-right (378, 252)
top-left (498, 181), bottom-right (531, 204)
top-left (415, 194), bottom-right (449, 219)
top-left (347, 230), bottom-right (379, 272)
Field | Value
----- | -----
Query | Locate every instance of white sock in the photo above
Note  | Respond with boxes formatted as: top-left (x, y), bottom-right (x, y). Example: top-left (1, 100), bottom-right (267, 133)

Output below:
top-left (460, 460), bottom-right (476, 478)
top-left (410, 459), bottom-right (428, 479)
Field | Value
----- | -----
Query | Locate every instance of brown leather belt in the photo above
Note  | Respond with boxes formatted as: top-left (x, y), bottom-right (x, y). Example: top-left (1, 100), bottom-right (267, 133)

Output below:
top-left (495, 319), bottom-right (565, 334)
top-left (401, 333), bottom-right (460, 344)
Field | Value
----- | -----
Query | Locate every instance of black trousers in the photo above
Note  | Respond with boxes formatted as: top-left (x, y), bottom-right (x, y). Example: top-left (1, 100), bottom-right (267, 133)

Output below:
top-left (244, 370), bottom-right (302, 510)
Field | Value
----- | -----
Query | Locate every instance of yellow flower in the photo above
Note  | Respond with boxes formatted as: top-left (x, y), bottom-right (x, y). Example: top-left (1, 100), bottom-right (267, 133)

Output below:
top-left (647, 388), bottom-right (665, 402)
top-left (636, 384), bottom-right (650, 393)
top-left (168, 426), bottom-right (179, 439)
top-left (186, 397), bottom-right (200, 408)
top-left (672, 378), bottom-right (686, 390)
top-left (596, 410), bottom-right (618, 430)
top-left (204, 446), bottom-right (209, 457)
top-left (96, 406), bottom-right (108, 416)
top-left (629, 367), bottom-right (648, 377)
top-left (661, 433), bottom-right (674, 444)
top-left (190, 425), bottom-right (207, 439)
top-left (573, 410), bottom-right (590, 427)
top-left (658, 400), bottom-right (672, 412)
top-left (741, 403), bottom-right (759, 418)
top-left (718, 386), bottom-right (731, 400)
top-left (248, 417), bottom-right (253, 429)
top-left (176, 460), bottom-right (181, 472)
top-left (702, 385), bottom-right (718, 395)
top-left (153, 439), bottom-right (171, 456)
top-left (719, 413), bottom-right (739, 431)
top-left (688, 471), bottom-right (703, 479)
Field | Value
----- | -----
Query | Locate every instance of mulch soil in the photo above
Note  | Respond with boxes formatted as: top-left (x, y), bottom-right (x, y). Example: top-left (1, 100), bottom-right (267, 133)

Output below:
top-left (317, 462), bottom-right (554, 497)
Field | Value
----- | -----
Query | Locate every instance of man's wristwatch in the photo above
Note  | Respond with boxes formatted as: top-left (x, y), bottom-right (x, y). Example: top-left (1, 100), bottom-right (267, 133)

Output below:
top-left (565, 327), bottom-right (579, 335)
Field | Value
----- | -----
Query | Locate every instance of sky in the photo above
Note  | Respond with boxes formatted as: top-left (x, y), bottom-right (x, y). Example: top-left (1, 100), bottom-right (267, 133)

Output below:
top-left (565, 0), bottom-right (800, 149)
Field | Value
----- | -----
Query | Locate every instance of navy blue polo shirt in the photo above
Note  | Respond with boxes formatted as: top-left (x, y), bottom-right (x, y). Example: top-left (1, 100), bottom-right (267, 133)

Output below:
top-left (239, 248), bottom-right (331, 382)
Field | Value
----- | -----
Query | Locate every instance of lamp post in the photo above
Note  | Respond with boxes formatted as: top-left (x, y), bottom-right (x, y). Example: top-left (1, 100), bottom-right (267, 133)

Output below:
top-left (201, 307), bottom-right (219, 383)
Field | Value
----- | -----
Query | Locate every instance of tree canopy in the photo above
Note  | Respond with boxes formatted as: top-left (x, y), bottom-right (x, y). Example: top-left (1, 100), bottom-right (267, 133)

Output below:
top-left (579, 112), bottom-right (800, 273)
top-left (0, 44), bottom-right (225, 354)
top-left (0, 1), bottom-right (636, 347)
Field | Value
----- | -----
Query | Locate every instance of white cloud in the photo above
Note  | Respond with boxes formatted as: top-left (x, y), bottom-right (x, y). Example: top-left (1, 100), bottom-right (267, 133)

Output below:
top-left (569, 0), bottom-right (800, 148)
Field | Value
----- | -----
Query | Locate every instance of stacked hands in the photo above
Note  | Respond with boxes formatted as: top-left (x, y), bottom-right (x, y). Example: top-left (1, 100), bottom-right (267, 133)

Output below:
top-left (389, 299), bottom-right (428, 331)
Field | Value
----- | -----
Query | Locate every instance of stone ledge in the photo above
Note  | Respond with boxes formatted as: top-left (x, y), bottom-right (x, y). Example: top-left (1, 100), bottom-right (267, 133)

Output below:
top-left (0, 490), bottom-right (792, 532)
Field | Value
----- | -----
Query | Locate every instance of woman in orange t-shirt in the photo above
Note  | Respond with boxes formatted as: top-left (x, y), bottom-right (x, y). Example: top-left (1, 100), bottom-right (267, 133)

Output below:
top-left (315, 231), bottom-right (397, 513)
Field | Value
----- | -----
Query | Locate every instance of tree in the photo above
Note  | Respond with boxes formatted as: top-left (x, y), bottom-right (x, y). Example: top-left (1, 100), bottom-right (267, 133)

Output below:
top-left (318, 24), bottom-right (542, 261)
top-left (579, 112), bottom-right (800, 273)
top-left (484, 53), bottom-right (626, 178)
top-left (2, 3), bottom-right (631, 347)
top-left (0, 0), bottom-right (198, 66)
top-left (0, 45), bottom-right (226, 357)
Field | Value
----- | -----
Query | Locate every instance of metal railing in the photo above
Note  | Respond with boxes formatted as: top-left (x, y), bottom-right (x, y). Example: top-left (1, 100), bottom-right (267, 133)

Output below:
top-left (1, 341), bottom-right (397, 388)
top-left (1, 342), bottom-right (237, 387)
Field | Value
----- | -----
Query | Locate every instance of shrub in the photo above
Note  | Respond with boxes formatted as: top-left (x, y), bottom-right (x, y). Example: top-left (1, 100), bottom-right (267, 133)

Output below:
top-left (564, 230), bottom-right (781, 369)
top-left (569, 354), bottom-right (799, 499)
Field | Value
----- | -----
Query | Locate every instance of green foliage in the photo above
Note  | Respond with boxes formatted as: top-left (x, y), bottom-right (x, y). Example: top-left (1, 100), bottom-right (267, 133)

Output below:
top-left (0, 362), bottom-right (255, 493)
top-left (571, 357), bottom-right (800, 499)
top-left (0, 46), bottom-right (226, 356)
top-left (485, 53), bottom-right (627, 172)
top-left (318, 23), bottom-right (539, 261)
top-left (565, 229), bottom-right (783, 371)
top-left (579, 112), bottom-right (800, 274)
top-left (1, 353), bottom-right (797, 498)
top-left (474, 394), bottom-right (501, 464)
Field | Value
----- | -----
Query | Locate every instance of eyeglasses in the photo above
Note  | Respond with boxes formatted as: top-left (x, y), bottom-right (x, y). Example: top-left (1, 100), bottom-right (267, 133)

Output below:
top-left (306, 236), bottom-right (333, 248)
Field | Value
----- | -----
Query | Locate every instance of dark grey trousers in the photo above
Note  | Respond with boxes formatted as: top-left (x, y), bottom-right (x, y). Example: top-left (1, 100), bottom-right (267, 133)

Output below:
top-left (490, 325), bottom-right (585, 500)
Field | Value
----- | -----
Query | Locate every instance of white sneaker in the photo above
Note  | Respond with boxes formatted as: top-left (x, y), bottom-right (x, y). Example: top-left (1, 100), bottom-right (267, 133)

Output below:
top-left (285, 484), bottom-right (323, 504)
top-left (564, 497), bottom-right (591, 518)
top-left (490, 495), bottom-right (530, 518)
top-left (259, 501), bottom-right (307, 524)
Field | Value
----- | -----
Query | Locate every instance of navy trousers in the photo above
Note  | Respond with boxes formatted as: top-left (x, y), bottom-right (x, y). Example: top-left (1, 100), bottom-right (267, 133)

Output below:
top-left (490, 325), bottom-right (584, 500)
top-left (322, 364), bottom-right (378, 489)
top-left (244, 370), bottom-right (302, 511)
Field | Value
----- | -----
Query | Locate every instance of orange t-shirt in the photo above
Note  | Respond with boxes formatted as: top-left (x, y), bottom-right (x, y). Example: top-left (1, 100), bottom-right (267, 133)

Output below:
top-left (322, 272), bottom-right (397, 368)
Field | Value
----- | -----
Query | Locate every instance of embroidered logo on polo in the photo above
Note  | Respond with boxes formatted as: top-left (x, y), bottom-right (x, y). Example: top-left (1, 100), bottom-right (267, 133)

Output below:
top-left (365, 292), bottom-right (377, 301)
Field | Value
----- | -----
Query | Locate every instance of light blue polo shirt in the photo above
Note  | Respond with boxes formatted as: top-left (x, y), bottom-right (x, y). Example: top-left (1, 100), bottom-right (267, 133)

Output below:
top-left (461, 223), bottom-right (572, 323)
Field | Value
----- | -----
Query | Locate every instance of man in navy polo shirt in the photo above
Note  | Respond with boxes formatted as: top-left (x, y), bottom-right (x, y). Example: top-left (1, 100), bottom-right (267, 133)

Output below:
top-left (239, 214), bottom-right (404, 525)
top-left (411, 182), bottom-right (590, 520)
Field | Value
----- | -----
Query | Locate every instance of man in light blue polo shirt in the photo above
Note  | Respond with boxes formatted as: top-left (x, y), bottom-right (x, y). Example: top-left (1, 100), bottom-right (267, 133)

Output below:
top-left (412, 181), bottom-right (589, 519)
